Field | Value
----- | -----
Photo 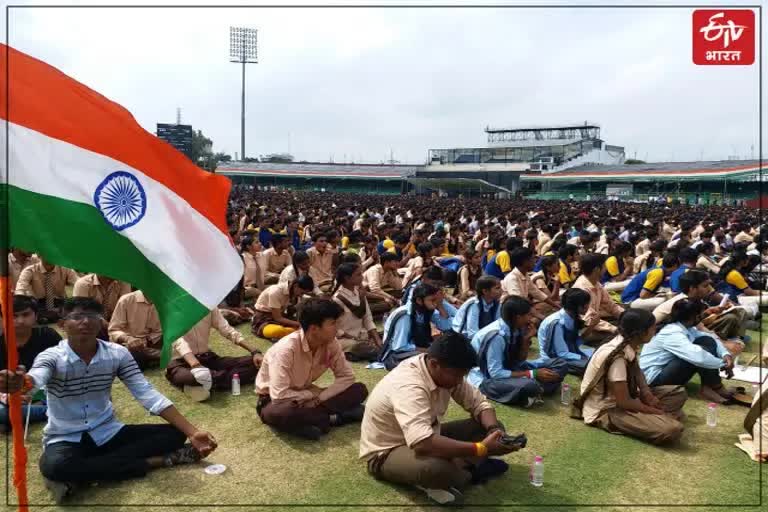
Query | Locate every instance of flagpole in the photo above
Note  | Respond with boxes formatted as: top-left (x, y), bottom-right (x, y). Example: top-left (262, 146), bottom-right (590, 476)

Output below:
top-left (2, 41), bottom-right (30, 511)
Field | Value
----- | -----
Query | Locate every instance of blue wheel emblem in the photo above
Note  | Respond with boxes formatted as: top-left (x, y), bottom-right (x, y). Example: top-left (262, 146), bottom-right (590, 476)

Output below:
top-left (94, 171), bottom-right (147, 231)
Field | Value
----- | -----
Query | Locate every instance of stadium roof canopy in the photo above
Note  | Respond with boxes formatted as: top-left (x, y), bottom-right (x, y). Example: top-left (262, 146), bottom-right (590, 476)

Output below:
top-left (407, 177), bottom-right (511, 193)
top-left (216, 162), bottom-right (419, 181)
top-left (485, 122), bottom-right (601, 133)
top-left (521, 160), bottom-right (762, 182)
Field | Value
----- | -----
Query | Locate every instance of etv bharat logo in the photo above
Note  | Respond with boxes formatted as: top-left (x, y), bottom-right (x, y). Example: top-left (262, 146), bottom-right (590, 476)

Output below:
top-left (693, 10), bottom-right (754, 65)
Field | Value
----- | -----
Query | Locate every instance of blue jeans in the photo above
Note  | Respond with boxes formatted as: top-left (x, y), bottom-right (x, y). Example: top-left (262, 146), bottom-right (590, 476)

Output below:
top-left (0, 403), bottom-right (48, 425)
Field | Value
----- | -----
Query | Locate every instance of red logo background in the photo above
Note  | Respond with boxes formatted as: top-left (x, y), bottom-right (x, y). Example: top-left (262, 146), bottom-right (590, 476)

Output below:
top-left (693, 9), bottom-right (755, 65)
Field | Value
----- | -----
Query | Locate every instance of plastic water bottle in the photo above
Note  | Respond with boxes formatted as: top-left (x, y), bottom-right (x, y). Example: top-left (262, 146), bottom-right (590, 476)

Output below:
top-left (530, 456), bottom-right (544, 487)
top-left (560, 384), bottom-right (571, 405)
top-left (231, 373), bottom-right (241, 396)
top-left (706, 402), bottom-right (717, 427)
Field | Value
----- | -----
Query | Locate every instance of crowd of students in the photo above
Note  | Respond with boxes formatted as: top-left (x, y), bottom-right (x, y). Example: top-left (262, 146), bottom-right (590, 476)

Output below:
top-left (1, 189), bottom-right (768, 505)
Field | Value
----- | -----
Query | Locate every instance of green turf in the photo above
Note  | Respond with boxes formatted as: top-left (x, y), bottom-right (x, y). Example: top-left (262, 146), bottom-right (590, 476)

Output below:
top-left (2, 321), bottom-right (766, 512)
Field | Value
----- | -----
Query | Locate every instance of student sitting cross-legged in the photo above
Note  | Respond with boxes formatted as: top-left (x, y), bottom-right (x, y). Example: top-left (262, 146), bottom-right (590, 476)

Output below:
top-left (469, 297), bottom-right (568, 408)
top-left (622, 254), bottom-right (680, 312)
top-left (360, 332), bottom-right (522, 506)
top-left (378, 283), bottom-right (456, 371)
top-left (577, 309), bottom-right (687, 445)
top-left (573, 253), bottom-right (625, 345)
top-left (653, 270), bottom-right (747, 356)
top-left (640, 298), bottom-right (737, 404)
top-left (716, 250), bottom-right (768, 308)
top-left (536, 288), bottom-right (595, 377)
top-left (363, 252), bottom-right (403, 316)
top-left (601, 241), bottom-right (634, 293)
top-left (165, 307), bottom-right (263, 402)
top-left (332, 263), bottom-right (382, 362)
top-left (500, 247), bottom-right (560, 324)
top-left (15, 257), bottom-right (78, 323)
top-left (251, 275), bottom-right (316, 342)
top-left (452, 276), bottom-right (502, 341)
top-left (108, 290), bottom-right (164, 370)
top-left (0, 298), bottom-right (217, 504)
top-left (255, 298), bottom-right (369, 441)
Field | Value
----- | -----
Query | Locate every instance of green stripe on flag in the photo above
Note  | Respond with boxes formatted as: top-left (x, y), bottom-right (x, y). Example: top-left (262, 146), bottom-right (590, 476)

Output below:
top-left (2, 184), bottom-right (210, 365)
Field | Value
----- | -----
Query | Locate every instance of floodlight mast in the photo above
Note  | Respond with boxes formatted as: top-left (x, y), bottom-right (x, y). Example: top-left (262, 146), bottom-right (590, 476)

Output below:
top-left (230, 27), bottom-right (258, 161)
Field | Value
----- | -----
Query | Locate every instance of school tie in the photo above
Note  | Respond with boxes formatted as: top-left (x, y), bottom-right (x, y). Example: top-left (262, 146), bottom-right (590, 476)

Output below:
top-left (44, 271), bottom-right (55, 310)
top-left (102, 282), bottom-right (117, 319)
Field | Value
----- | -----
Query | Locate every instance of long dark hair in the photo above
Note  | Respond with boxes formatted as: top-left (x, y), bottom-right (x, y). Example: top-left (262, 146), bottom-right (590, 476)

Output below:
top-left (291, 251), bottom-right (310, 280)
top-left (718, 250), bottom-right (748, 281)
top-left (331, 262), bottom-right (360, 296)
top-left (457, 249), bottom-right (481, 297)
top-left (596, 309), bottom-right (656, 399)
top-left (562, 288), bottom-right (590, 331)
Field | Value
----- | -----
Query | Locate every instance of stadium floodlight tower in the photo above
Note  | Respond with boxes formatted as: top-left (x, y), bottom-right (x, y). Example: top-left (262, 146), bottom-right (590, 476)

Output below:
top-left (230, 26), bottom-right (258, 162)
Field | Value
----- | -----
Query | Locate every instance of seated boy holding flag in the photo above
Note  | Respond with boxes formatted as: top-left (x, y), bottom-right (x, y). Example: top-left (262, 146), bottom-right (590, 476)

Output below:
top-left (0, 298), bottom-right (217, 503)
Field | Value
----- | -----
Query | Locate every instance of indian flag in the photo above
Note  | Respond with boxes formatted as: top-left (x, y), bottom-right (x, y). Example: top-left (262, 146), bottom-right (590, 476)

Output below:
top-left (0, 44), bottom-right (243, 363)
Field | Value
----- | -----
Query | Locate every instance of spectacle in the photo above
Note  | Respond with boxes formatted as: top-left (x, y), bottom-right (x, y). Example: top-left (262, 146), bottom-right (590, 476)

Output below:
top-left (63, 313), bottom-right (104, 322)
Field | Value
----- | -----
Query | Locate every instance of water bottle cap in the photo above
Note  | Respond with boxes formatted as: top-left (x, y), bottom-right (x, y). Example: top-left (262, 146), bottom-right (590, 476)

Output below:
top-left (233, 373), bottom-right (240, 378)
top-left (534, 456), bottom-right (543, 462)
top-left (708, 402), bottom-right (717, 408)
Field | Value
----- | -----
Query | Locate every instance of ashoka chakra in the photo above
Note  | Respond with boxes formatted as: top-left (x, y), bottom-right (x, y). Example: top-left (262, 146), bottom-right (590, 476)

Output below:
top-left (94, 171), bottom-right (147, 231)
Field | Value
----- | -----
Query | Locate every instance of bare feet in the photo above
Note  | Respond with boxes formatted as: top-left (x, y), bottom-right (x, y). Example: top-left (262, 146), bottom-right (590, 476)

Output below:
top-left (699, 386), bottom-right (728, 403)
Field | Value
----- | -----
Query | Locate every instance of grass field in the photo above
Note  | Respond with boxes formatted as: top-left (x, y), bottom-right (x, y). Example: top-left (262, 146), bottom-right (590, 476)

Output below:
top-left (2, 320), bottom-right (766, 512)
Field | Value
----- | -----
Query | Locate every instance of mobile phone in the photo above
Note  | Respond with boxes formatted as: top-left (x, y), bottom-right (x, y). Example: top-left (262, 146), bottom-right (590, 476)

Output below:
top-left (500, 433), bottom-right (527, 448)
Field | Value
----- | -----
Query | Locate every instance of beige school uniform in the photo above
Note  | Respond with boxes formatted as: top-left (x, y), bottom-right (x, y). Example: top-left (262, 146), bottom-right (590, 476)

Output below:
top-left (581, 336), bottom-right (686, 445)
top-left (333, 286), bottom-right (379, 359)
top-left (15, 262), bottom-right (77, 300)
top-left (8, 253), bottom-right (39, 295)
top-left (359, 354), bottom-right (493, 490)
top-left (72, 274), bottom-right (132, 321)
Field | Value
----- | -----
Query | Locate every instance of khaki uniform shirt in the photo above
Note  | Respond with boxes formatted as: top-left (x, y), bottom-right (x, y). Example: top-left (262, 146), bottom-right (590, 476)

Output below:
top-left (254, 282), bottom-right (292, 314)
top-left (581, 336), bottom-right (636, 424)
top-left (635, 239), bottom-right (651, 257)
top-left (333, 286), bottom-right (376, 340)
top-left (243, 252), bottom-right (266, 290)
top-left (108, 291), bottom-right (162, 344)
top-left (306, 246), bottom-right (335, 284)
top-left (9, 253), bottom-right (39, 294)
top-left (262, 248), bottom-right (291, 275)
top-left (172, 308), bottom-right (244, 359)
top-left (652, 293), bottom-right (688, 325)
top-left (359, 354), bottom-right (493, 460)
top-left (254, 329), bottom-right (355, 402)
top-left (72, 274), bottom-right (132, 321)
top-left (363, 264), bottom-right (402, 293)
top-left (501, 268), bottom-right (548, 302)
top-left (573, 276), bottom-right (623, 330)
top-left (15, 262), bottom-right (77, 299)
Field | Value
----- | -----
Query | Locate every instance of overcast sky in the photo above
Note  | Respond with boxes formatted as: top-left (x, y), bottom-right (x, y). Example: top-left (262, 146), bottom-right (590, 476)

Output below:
top-left (7, 0), bottom-right (764, 164)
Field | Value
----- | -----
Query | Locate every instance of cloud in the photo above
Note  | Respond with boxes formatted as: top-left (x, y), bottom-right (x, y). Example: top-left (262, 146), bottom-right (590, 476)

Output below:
top-left (6, 2), bottom-right (764, 163)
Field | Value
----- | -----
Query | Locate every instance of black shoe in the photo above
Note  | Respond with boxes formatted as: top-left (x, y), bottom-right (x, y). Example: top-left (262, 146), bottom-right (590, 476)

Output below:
top-left (469, 458), bottom-right (509, 484)
top-left (293, 425), bottom-right (323, 440)
top-left (163, 444), bottom-right (203, 467)
top-left (338, 405), bottom-right (365, 425)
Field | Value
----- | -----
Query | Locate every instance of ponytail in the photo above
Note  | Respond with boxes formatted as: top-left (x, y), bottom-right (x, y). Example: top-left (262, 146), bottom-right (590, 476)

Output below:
top-left (331, 263), bottom-right (359, 296)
